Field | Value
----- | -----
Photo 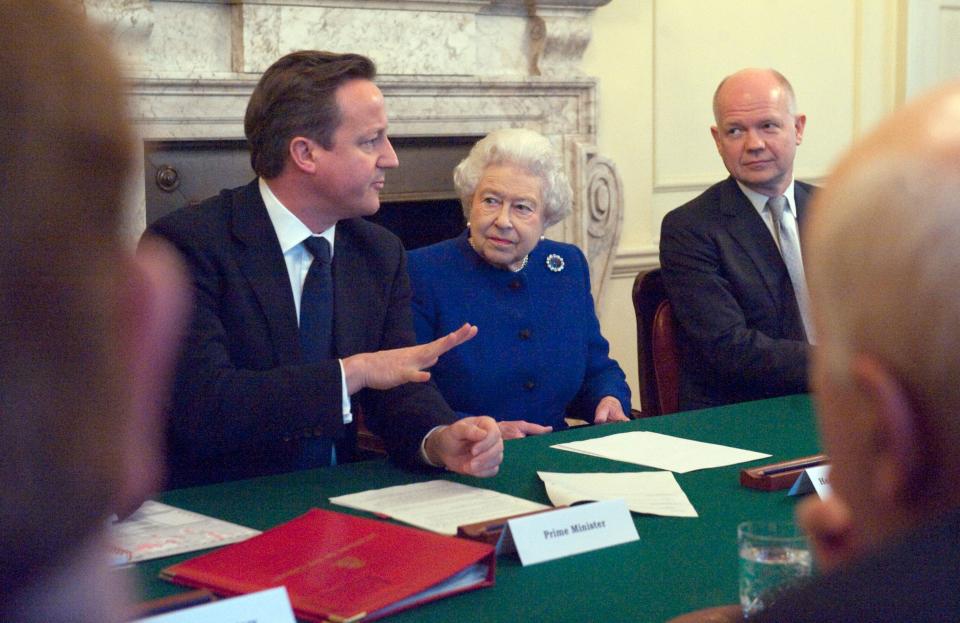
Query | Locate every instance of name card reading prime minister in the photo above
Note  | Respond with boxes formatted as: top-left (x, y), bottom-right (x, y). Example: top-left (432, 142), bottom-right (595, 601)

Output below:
top-left (543, 519), bottom-right (607, 539)
top-left (500, 499), bottom-right (638, 566)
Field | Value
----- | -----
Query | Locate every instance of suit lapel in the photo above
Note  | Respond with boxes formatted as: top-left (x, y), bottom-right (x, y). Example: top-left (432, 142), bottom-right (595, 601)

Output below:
top-left (331, 221), bottom-right (375, 358)
top-left (720, 177), bottom-right (788, 301)
top-left (231, 180), bottom-right (302, 365)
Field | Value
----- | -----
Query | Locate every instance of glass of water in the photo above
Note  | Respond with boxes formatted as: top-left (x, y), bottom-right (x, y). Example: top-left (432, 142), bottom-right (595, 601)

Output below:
top-left (738, 521), bottom-right (812, 617)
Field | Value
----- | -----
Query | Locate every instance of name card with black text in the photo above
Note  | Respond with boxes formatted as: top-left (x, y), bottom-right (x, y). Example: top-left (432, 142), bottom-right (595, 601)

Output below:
top-left (788, 464), bottom-right (832, 498)
top-left (500, 499), bottom-right (638, 566)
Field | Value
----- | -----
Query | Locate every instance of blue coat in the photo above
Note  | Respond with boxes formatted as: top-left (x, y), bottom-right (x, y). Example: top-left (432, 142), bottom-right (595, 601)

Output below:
top-left (407, 232), bottom-right (631, 429)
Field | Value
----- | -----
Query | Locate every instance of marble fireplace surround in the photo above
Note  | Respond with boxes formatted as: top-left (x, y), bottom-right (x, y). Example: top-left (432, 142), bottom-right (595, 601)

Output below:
top-left (89, 0), bottom-right (623, 307)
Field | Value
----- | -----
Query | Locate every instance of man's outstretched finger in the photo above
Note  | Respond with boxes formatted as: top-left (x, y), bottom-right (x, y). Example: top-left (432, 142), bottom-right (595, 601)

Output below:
top-left (433, 323), bottom-right (478, 356)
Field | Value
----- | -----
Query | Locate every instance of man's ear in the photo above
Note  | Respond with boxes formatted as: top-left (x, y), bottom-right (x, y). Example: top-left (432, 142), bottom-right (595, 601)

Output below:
top-left (288, 136), bottom-right (319, 174)
top-left (850, 354), bottom-right (924, 508)
top-left (710, 125), bottom-right (721, 151)
top-left (115, 240), bottom-right (188, 517)
top-left (794, 114), bottom-right (807, 144)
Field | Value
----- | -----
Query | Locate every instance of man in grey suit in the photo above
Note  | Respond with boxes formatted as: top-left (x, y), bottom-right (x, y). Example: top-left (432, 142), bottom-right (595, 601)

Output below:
top-left (148, 51), bottom-right (503, 487)
top-left (659, 68), bottom-right (812, 411)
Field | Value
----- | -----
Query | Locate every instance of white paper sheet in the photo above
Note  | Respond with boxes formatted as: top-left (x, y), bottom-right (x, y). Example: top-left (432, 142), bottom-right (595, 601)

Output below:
top-left (136, 587), bottom-right (296, 623)
top-left (551, 431), bottom-right (770, 473)
top-left (110, 500), bottom-right (260, 565)
top-left (329, 480), bottom-right (549, 535)
top-left (537, 470), bottom-right (698, 518)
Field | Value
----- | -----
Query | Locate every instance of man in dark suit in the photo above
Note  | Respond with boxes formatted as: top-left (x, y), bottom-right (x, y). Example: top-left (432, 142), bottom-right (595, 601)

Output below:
top-left (148, 51), bottom-right (503, 487)
top-left (669, 80), bottom-right (960, 623)
top-left (660, 68), bottom-right (812, 410)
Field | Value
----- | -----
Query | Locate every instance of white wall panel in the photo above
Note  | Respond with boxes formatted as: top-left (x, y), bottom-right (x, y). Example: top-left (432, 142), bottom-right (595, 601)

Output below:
top-left (907, 0), bottom-right (960, 96)
top-left (586, 0), bottom-right (901, 408)
top-left (652, 0), bottom-right (857, 192)
top-left (938, 7), bottom-right (960, 80)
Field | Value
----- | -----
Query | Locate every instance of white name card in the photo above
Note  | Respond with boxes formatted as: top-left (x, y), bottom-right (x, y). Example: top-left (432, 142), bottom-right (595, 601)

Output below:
top-left (499, 499), bottom-right (638, 566)
top-left (788, 464), bottom-right (832, 499)
top-left (136, 587), bottom-right (296, 623)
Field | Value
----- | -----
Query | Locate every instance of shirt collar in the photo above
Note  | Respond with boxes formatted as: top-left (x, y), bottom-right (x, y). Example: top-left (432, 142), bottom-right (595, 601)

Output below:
top-left (259, 177), bottom-right (336, 254)
top-left (736, 178), bottom-right (797, 219)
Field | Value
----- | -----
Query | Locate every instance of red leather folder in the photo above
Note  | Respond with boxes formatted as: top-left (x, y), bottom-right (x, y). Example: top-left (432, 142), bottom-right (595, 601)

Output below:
top-left (160, 508), bottom-right (495, 622)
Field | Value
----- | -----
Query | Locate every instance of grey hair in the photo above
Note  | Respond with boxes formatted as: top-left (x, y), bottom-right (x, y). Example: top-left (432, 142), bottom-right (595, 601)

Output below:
top-left (453, 128), bottom-right (573, 227)
top-left (808, 153), bottom-right (960, 420)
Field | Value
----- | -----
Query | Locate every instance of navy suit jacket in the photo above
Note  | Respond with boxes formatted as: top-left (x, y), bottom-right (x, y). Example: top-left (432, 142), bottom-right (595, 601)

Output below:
top-left (147, 180), bottom-right (455, 487)
top-left (659, 177), bottom-right (812, 410)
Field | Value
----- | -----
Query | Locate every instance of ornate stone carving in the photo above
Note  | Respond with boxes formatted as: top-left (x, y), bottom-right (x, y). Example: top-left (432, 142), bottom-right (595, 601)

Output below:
top-left (111, 0), bottom-right (623, 310)
top-left (568, 141), bottom-right (623, 309)
top-left (586, 153), bottom-right (623, 307)
top-left (535, 15), bottom-right (593, 77)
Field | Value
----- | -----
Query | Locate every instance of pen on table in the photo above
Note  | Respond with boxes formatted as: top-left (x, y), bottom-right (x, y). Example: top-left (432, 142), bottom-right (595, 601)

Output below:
top-left (759, 454), bottom-right (828, 477)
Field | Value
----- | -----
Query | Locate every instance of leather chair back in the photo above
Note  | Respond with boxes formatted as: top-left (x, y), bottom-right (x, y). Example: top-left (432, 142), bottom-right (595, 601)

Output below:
top-left (632, 268), bottom-right (681, 416)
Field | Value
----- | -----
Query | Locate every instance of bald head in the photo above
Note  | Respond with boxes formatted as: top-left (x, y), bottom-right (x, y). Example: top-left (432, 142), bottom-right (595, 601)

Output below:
top-left (807, 81), bottom-right (960, 407)
top-left (806, 81), bottom-right (960, 543)
top-left (710, 68), bottom-right (805, 197)
top-left (713, 68), bottom-right (797, 123)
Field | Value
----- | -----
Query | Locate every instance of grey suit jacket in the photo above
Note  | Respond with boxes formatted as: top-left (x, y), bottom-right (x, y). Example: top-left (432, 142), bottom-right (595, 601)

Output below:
top-left (147, 180), bottom-right (456, 487)
top-left (659, 176), bottom-right (812, 410)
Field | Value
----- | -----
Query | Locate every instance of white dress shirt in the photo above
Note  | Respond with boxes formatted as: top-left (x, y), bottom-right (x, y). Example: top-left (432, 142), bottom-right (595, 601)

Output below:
top-left (259, 177), bottom-right (352, 424)
top-left (736, 179), bottom-right (800, 256)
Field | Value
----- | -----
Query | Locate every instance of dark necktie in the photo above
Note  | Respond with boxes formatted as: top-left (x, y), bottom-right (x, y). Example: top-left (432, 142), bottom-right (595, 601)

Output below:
top-left (297, 235), bottom-right (334, 468)
top-left (300, 236), bottom-right (333, 362)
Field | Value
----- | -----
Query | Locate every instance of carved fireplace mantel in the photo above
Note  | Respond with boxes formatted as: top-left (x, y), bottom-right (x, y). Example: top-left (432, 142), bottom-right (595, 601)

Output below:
top-left (84, 0), bottom-right (623, 308)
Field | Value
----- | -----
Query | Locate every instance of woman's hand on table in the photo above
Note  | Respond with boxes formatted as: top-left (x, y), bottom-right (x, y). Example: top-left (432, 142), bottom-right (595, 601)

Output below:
top-left (593, 396), bottom-right (629, 424)
top-left (498, 420), bottom-right (553, 439)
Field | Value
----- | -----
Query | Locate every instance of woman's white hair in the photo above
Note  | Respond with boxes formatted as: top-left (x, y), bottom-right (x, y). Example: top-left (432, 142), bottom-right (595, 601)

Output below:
top-left (453, 128), bottom-right (573, 227)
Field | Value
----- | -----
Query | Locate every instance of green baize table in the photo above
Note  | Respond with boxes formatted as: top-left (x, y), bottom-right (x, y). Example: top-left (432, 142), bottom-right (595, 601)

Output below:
top-left (134, 394), bottom-right (819, 622)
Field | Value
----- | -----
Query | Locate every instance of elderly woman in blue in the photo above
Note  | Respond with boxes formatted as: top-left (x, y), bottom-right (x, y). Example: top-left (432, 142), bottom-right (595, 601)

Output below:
top-left (407, 128), bottom-right (631, 439)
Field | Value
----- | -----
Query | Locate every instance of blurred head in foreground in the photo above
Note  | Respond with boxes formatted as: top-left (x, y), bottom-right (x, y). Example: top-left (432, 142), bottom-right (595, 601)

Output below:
top-left (665, 82), bottom-right (960, 623)
top-left (806, 81), bottom-right (960, 550)
top-left (0, 1), bottom-right (187, 620)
